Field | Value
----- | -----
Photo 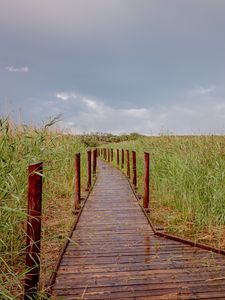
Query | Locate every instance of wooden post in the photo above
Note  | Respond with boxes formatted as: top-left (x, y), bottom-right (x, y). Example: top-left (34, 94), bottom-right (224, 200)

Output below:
top-left (75, 153), bottom-right (81, 209)
top-left (126, 150), bottom-right (130, 178)
top-left (87, 150), bottom-right (92, 190)
top-left (121, 149), bottom-right (124, 168)
top-left (104, 148), bottom-right (106, 160)
top-left (132, 151), bottom-right (137, 188)
top-left (24, 162), bottom-right (43, 300)
top-left (111, 149), bottom-right (113, 161)
top-left (108, 148), bottom-right (110, 162)
top-left (143, 152), bottom-right (150, 209)
top-left (117, 149), bottom-right (119, 165)
top-left (93, 149), bottom-right (97, 175)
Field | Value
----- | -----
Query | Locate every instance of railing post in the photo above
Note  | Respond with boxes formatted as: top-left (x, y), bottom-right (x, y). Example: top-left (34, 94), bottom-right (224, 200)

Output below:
top-left (111, 148), bottom-right (113, 161)
top-left (121, 149), bottom-right (124, 168)
top-left (75, 153), bottom-right (81, 210)
top-left (132, 151), bottom-right (137, 188)
top-left (87, 150), bottom-right (92, 190)
top-left (24, 162), bottom-right (43, 300)
top-left (108, 148), bottom-right (110, 162)
top-left (143, 152), bottom-right (150, 209)
top-left (126, 150), bottom-right (130, 178)
top-left (117, 149), bottom-right (119, 165)
top-left (93, 149), bottom-right (97, 175)
top-left (104, 148), bottom-right (106, 160)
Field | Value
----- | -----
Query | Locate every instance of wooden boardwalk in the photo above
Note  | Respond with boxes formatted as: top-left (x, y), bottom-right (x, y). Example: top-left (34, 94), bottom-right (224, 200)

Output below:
top-left (52, 159), bottom-right (225, 299)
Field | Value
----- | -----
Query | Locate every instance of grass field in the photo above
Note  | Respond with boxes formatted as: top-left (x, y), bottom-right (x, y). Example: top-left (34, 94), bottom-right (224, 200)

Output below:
top-left (108, 135), bottom-right (225, 250)
top-left (0, 118), bottom-right (89, 299)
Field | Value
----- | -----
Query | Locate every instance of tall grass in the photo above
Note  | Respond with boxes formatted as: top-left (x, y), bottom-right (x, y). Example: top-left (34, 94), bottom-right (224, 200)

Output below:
top-left (108, 135), bottom-right (225, 248)
top-left (0, 118), bottom-right (88, 299)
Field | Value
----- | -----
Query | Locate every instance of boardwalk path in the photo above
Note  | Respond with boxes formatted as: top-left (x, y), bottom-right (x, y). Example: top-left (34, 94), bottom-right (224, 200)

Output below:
top-left (52, 159), bottom-right (225, 299)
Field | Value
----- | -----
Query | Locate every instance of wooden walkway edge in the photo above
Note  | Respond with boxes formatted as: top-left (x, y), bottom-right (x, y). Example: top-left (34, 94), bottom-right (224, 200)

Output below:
top-left (51, 159), bottom-right (225, 300)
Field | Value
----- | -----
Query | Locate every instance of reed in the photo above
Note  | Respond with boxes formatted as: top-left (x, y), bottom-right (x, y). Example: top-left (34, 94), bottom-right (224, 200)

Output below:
top-left (0, 117), bottom-right (87, 299)
top-left (108, 135), bottom-right (225, 249)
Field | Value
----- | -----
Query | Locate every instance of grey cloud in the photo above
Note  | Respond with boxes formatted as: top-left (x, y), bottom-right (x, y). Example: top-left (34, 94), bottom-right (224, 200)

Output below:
top-left (5, 66), bottom-right (29, 73)
top-left (52, 91), bottom-right (225, 134)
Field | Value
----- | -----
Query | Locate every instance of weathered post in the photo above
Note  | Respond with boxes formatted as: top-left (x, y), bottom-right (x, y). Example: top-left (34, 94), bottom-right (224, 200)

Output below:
top-left (117, 149), bottom-right (119, 165)
top-left (87, 150), bottom-right (92, 190)
top-left (132, 151), bottom-right (137, 188)
top-left (111, 148), bottom-right (113, 161)
top-left (93, 149), bottom-right (97, 175)
top-left (121, 149), bottom-right (124, 168)
top-left (74, 153), bottom-right (81, 210)
top-left (143, 152), bottom-right (150, 209)
top-left (108, 148), bottom-right (110, 162)
top-left (104, 148), bottom-right (107, 160)
top-left (24, 162), bottom-right (43, 300)
top-left (126, 150), bottom-right (130, 178)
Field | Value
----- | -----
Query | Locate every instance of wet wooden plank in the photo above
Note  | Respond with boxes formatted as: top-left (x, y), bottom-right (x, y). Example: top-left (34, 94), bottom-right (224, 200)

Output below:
top-left (52, 159), bottom-right (225, 299)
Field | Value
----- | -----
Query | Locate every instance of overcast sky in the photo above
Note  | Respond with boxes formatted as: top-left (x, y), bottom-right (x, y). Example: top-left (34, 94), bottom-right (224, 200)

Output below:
top-left (0, 0), bottom-right (225, 134)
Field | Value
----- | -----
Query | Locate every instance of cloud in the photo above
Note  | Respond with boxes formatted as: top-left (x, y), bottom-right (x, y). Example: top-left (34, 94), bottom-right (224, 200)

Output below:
top-left (188, 85), bottom-right (216, 96)
top-left (82, 98), bottom-right (99, 110)
top-left (52, 91), bottom-right (225, 135)
top-left (56, 92), bottom-right (70, 101)
top-left (5, 65), bottom-right (29, 73)
top-left (122, 108), bottom-right (148, 118)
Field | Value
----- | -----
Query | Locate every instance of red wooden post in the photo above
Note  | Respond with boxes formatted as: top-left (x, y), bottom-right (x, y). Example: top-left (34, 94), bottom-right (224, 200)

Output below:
top-left (75, 153), bottom-right (81, 209)
top-left (132, 151), bottom-right (137, 188)
top-left (111, 148), bottom-right (113, 161)
top-left (87, 150), bottom-right (92, 190)
top-left (121, 149), bottom-right (124, 168)
top-left (108, 148), bottom-right (110, 162)
top-left (126, 150), bottom-right (130, 178)
top-left (93, 149), bottom-right (97, 175)
top-left (24, 162), bottom-right (43, 300)
top-left (104, 148), bottom-right (106, 160)
top-left (117, 149), bottom-right (119, 165)
top-left (143, 152), bottom-right (150, 209)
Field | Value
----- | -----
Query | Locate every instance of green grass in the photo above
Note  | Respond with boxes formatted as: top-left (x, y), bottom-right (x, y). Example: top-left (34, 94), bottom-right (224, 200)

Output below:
top-left (107, 135), bottom-right (225, 249)
top-left (0, 118), bottom-right (89, 299)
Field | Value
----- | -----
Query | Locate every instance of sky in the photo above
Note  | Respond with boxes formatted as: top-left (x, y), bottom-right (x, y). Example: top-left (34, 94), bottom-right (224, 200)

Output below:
top-left (0, 0), bottom-right (225, 135)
